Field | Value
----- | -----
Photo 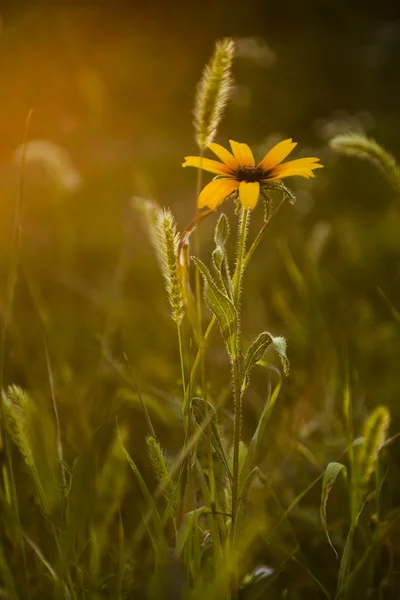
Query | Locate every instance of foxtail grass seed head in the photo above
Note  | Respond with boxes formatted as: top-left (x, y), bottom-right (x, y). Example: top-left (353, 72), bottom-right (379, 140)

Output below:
top-left (156, 209), bottom-right (185, 325)
top-left (3, 386), bottom-right (34, 469)
top-left (331, 133), bottom-right (400, 192)
top-left (13, 140), bottom-right (82, 193)
top-left (194, 37), bottom-right (235, 149)
top-left (146, 436), bottom-right (173, 502)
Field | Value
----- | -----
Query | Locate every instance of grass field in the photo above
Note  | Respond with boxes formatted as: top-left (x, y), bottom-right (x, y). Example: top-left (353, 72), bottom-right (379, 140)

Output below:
top-left (0, 8), bottom-right (400, 599)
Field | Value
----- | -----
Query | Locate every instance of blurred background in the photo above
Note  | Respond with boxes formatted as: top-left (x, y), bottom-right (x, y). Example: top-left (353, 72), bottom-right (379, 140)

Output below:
top-left (0, 1), bottom-right (400, 594)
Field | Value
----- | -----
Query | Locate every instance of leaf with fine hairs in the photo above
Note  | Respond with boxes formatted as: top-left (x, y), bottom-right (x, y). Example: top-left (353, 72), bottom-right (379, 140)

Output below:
top-left (242, 332), bottom-right (274, 390)
top-left (212, 213), bottom-right (233, 299)
top-left (192, 257), bottom-right (237, 357)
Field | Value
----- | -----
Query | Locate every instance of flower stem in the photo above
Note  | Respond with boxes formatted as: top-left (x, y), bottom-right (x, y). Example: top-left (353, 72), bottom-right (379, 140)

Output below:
top-left (231, 208), bottom-right (250, 542)
top-left (234, 208), bottom-right (250, 305)
top-left (231, 356), bottom-right (242, 539)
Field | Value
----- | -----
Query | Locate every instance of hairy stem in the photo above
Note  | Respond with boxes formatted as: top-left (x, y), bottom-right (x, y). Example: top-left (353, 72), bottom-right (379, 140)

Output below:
top-left (231, 208), bottom-right (250, 541)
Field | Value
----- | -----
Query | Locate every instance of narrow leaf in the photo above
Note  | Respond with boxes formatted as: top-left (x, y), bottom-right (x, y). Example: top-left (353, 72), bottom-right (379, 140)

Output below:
top-left (192, 257), bottom-right (237, 357)
top-left (337, 526), bottom-right (354, 596)
top-left (118, 425), bottom-right (164, 548)
top-left (214, 213), bottom-right (230, 249)
top-left (191, 397), bottom-right (233, 485)
top-left (320, 461), bottom-right (347, 558)
top-left (340, 510), bottom-right (400, 597)
top-left (212, 214), bottom-right (233, 299)
top-left (213, 249), bottom-right (234, 299)
top-left (244, 379), bottom-right (282, 477)
top-left (176, 506), bottom-right (210, 556)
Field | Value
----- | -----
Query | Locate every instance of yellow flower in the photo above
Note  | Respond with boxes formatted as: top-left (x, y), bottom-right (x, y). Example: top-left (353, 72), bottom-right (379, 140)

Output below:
top-left (183, 139), bottom-right (323, 210)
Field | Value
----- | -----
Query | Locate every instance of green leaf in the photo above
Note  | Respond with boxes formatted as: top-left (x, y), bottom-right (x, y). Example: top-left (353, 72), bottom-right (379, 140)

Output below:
top-left (176, 506), bottom-right (210, 557)
top-left (118, 423), bottom-right (165, 550)
top-left (337, 526), bottom-right (354, 596)
top-left (339, 510), bottom-right (400, 598)
top-left (212, 246), bottom-right (224, 272)
top-left (243, 379), bottom-right (282, 478)
top-left (212, 214), bottom-right (233, 299)
top-left (192, 257), bottom-right (237, 357)
top-left (191, 397), bottom-right (233, 486)
top-left (270, 335), bottom-right (290, 376)
top-left (214, 213), bottom-right (230, 249)
top-left (242, 333), bottom-right (273, 390)
top-left (320, 461), bottom-right (347, 558)
top-left (242, 332), bottom-right (289, 390)
top-left (212, 247), bottom-right (233, 299)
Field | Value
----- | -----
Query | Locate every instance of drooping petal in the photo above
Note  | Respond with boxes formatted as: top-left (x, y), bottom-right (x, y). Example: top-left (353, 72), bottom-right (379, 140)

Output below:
top-left (238, 181), bottom-right (260, 209)
top-left (229, 140), bottom-right (255, 167)
top-left (258, 138), bottom-right (297, 171)
top-left (267, 157), bottom-right (323, 180)
top-left (183, 156), bottom-right (232, 175)
top-left (198, 178), bottom-right (240, 210)
top-left (208, 142), bottom-right (239, 170)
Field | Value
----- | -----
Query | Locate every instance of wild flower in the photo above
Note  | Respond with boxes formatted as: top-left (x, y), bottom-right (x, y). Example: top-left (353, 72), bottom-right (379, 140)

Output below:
top-left (183, 138), bottom-right (323, 209)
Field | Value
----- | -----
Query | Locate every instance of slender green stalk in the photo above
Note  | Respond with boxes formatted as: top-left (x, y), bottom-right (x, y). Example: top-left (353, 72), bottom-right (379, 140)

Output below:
top-left (230, 358), bottom-right (242, 539)
top-left (231, 208), bottom-right (250, 541)
top-left (177, 323), bottom-right (186, 396)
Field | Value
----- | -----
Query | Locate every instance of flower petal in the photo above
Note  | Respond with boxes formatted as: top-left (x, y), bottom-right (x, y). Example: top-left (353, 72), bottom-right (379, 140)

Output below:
top-left (183, 156), bottom-right (232, 175)
top-left (266, 170), bottom-right (315, 181)
top-left (198, 178), bottom-right (239, 210)
top-left (238, 181), bottom-right (260, 209)
top-left (229, 140), bottom-right (255, 166)
top-left (208, 143), bottom-right (239, 170)
top-left (258, 138), bottom-right (297, 171)
top-left (268, 157), bottom-right (323, 179)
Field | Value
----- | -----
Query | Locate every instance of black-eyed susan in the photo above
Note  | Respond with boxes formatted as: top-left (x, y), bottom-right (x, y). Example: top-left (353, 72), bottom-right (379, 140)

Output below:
top-left (183, 139), bottom-right (323, 210)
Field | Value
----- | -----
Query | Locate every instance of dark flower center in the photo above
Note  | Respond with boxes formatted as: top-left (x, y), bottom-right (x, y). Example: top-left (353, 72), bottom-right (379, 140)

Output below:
top-left (236, 166), bottom-right (265, 182)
